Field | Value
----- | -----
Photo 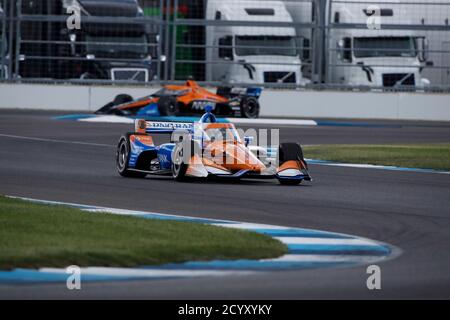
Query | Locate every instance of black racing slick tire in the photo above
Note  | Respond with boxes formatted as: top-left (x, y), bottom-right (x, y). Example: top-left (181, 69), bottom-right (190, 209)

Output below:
top-left (113, 94), bottom-right (133, 106)
top-left (171, 138), bottom-right (201, 181)
top-left (278, 143), bottom-right (305, 186)
top-left (240, 97), bottom-right (260, 119)
top-left (171, 142), bottom-right (189, 181)
top-left (158, 96), bottom-right (180, 116)
top-left (116, 134), bottom-right (147, 178)
top-left (278, 178), bottom-right (302, 186)
top-left (279, 143), bottom-right (304, 163)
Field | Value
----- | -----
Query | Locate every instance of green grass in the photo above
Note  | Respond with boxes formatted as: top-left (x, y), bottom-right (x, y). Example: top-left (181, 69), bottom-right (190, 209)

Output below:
top-left (0, 196), bottom-right (287, 270)
top-left (304, 143), bottom-right (450, 171)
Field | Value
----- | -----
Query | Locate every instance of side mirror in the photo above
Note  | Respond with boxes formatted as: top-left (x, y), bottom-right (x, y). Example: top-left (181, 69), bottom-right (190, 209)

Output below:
top-left (417, 37), bottom-right (429, 62)
top-left (340, 38), bottom-right (352, 62)
top-left (244, 136), bottom-right (254, 147)
top-left (337, 40), bottom-right (344, 61)
top-left (218, 36), bottom-right (233, 60)
top-left (423, 38), bottom-right (429, 61)
top-left (302, 38), bottom-right (310, 61)
top-left (297, 36), bottom-right (310, 61)
top-left (69, 33), bottom-right (77, 56)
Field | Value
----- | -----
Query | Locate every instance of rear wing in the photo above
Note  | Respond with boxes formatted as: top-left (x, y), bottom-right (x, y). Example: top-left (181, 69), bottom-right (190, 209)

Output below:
top-left (135, 119), bottom-right (194, 134)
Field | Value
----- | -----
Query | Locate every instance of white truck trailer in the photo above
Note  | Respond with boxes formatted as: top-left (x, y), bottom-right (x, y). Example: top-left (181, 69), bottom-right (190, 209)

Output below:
top-left (205, 0), bottom-right (305, 86)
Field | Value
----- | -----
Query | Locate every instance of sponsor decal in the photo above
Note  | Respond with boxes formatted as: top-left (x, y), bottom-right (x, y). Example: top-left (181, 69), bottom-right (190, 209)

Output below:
top-left (192, 101), bottom-right (217, 110)
top-left (135, 135), bottom-right (154, 146)
top-left (146, 121), bottom-right (194, 131)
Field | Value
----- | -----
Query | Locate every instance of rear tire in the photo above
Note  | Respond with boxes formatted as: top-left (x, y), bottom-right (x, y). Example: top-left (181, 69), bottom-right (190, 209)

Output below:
top-left (240, 97), bottom-right (260, 119)
top-left (158, 96), bottom-right (179, 116)
top-left (116, 134), bottom-right (147, 178)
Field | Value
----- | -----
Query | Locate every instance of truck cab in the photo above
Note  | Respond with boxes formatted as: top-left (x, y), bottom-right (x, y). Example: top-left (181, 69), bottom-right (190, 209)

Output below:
top-left (205, 0), bottom-right (304, 86)
top-left (65, 0), bottom-right (155, 81)
top-left (17, 0), bottom-right (156, 81)
top-left (329, 2), bottom-right (432, 88)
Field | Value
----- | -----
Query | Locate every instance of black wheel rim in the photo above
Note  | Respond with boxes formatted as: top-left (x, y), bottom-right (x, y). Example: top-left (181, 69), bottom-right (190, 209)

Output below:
top-left (244, 100), bottom-right (258, 118)
top-left (117, 142), bottom-right (127, 170)
top-left (172, 146), bottom-right (183, 177)
top-left (167, 102), bottom-right (177, 115)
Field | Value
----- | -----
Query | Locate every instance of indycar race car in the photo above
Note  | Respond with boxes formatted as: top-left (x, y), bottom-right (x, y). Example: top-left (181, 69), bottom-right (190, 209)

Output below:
top-left (97, 79), bottom-right (262, 118)
top-left (116, 107), bottom-right (312, 185)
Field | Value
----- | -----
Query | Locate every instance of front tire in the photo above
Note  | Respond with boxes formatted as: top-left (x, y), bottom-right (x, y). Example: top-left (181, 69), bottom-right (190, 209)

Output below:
top-left (116, 134), bottom-right (147, 178)
top-left (171, 138), bottom-right (202, 181)
top-left (277, 143), bottom-right (305, 186)
top-left (171, 143), bottom-right (188, 181)
top-left (240, 97), bottom-right (260, 118)
top-left (279, 143), bottom-right (304, 163)
top-left (279, 179), bottom-right (302, 186)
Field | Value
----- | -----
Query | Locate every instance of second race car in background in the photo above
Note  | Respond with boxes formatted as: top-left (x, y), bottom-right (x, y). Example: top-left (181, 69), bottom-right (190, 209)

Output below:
top-left (96, 80), bottom-right (262, 118)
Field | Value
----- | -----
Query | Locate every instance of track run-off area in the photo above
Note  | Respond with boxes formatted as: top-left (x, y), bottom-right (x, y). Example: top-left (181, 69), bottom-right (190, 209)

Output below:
top-left (1, 109), bottom-right (450, 299)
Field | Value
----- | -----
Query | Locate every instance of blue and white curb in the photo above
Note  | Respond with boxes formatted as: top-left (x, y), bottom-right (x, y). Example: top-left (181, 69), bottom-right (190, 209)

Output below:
top-left (0, 197), bottom-right (398, 284)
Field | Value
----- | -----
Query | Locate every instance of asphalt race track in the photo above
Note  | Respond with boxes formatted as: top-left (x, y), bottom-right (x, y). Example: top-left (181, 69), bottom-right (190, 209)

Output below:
top-left (1, 109), bottom-right (450, 299)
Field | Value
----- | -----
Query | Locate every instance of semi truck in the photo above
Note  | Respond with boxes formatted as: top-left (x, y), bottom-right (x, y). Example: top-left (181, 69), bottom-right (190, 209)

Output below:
top-left (205, 0), bottom-right (305, 86)
top-left (281, 0), bottom-right (442, 88)
top-left (137, 0), bottom-right (306, 85)
top-left (15, 0), bottom-right (156, 81)
top-left (327, 0), bottom-right (433, 88)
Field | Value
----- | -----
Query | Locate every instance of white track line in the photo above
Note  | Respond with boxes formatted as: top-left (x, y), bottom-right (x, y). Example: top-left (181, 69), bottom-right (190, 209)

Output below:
top-left (76, 115), bottom-right (318, 126)
top-left (0, 133), bottom-right (114, 148)
top-left (229, 118), bottom-right (318, 126)
top-left (79, 116), bottom-right (134, 124)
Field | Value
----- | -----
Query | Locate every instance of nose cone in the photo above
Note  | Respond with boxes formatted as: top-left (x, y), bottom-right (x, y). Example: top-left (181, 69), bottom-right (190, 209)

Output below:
top-left (208, 142), bottom-right (265, 171)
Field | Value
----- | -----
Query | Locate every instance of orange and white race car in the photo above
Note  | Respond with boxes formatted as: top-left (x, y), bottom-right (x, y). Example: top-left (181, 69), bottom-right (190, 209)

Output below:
top-left (97, 79), bottom-right (262, 118)
top-left (116, 108), bottom-right (312, 185)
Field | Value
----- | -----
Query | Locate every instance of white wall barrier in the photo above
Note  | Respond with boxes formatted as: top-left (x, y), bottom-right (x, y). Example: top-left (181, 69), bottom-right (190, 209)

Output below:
top-left (0, 83), bottom-right (449, 121)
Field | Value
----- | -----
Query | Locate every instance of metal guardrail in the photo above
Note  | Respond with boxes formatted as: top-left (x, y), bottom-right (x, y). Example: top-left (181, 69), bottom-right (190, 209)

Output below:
top-left (0, 0), bottom-right (9, 79)
top-left (0, 0), bottom-right (449, 92)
